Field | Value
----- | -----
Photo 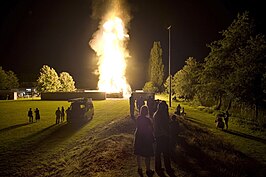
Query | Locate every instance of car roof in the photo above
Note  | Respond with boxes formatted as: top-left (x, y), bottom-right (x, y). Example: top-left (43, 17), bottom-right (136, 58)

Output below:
top-left (68, 97), bottom-right (93, 103)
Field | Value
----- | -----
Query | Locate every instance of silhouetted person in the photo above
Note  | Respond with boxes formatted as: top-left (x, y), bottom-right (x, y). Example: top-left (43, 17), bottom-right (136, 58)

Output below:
top-left (147, 96), bottom-right (155, 118)
top-left (175, 104), bottom-right (181, 116)
top-left (215, 113), bottom-right (224, 130)
top-left (154, 101), bottom-right (175, 176)
top-left (181, 107), bottom-right (186, 117)
top-left (55, 107), bottom-right (61, 124)
top-left (66, 107), bottom-right (71, 122)
top-left (28, 108), bottom-right (33, 123)
top-left (224, 111), bottom-right (230, 130)
top-left (129, 94), bottom-right (135, 118)
top-left (61, 106), bottom-right (65, 122)
top-left (134, 105), bottom-right (155, 177)
top-left (169, 114), bottom-right (179, 161)
top-left (35, 108), bottom-right (40, 122)
top-left (137, 96), bottom-right (145, 112)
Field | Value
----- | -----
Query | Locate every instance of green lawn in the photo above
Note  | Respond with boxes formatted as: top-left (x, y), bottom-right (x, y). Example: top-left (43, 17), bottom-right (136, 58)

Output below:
top-left (0, 97), bottom-right (265, 176)
top-left (167, 99), bottom-right (266, 165)
top-left (0, 99), bottom-right (132, 176)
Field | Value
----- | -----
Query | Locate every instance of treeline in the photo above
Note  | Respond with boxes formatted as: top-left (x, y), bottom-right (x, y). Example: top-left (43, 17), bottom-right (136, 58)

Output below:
top-left (0, 66), bottom-right (19, 90)
top-left (0, 65), bottom-right (76, 93)
top-left (166, 12), bottom-right (266, 126)
top-left (37, 65), bottom-right (76, 92)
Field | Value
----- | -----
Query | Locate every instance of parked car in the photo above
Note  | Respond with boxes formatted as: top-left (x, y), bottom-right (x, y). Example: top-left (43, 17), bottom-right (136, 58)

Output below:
top-left (67, 97), bottom-right (94, 123)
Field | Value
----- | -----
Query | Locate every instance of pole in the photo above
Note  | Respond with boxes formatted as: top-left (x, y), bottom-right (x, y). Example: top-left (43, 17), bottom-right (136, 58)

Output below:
top-left (168, 25), bottom-right (171, 107)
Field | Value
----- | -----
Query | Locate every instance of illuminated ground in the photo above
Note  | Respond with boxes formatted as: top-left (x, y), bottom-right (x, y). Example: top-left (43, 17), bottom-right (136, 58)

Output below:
top-left (0, 99), bottom-right (265, 176)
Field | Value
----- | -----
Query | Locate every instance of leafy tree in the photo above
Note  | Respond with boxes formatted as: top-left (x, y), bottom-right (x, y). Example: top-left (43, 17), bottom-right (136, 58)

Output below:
top-left (164, 75), bottom-right (174, 95)
top-left (0, 67), bottom-right (19, 90)
top-left (172, 57), bottom-right (201, 100)
top-left (5, 70), bottom-right (19, 89)
top-left (59, 72), bottom-right (76, 92)
top-left (200, 12), bottom-right (266, 111)
top-left (148, 41), bottom-right (165, 92)
top-left (0, 67), bottom-right (7, 89)
top-left (37, 65), bottom-right (61, 92)
top-left (143, 81), bottom-right (158, 93)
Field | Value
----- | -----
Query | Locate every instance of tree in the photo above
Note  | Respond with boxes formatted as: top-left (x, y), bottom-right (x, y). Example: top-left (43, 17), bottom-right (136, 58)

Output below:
top-left (171, 57), bottom-right (201, 100)
top-left (5, 70), bottom-right (19, 89)
top-left (59, 72), bottom-right (76, 92)
top-left (199, 12), bottom-right (266, 110)
top-left (148, 41), bottom-right (165, 92)
top-left (164, 75), bottom-right (173, 95)
top-left (0, 67), bottom-right (7, 90)
top-left (37, 65), bottom-right (61, 92)
top-left (143, 81), bottom-right (158, 93)
top-left (0, 67), bottom-right (19, 90)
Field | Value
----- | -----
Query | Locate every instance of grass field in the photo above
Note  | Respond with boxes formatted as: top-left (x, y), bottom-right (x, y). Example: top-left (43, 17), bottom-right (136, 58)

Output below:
top-left (0, 97), bottom-right (265, 177)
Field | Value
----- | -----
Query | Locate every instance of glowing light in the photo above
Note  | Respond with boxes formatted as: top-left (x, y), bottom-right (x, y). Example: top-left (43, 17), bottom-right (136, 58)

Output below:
top-left (90, 15), bottom-right (131, 98)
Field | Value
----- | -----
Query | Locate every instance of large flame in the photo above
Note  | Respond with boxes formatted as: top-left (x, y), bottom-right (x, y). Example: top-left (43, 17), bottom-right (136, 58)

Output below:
top-left (89, 14), bottom-right (131, 97)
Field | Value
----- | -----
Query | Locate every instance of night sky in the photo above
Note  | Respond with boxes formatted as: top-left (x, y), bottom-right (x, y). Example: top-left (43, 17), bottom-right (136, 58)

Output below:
top-left (0, 0), bottom-right (265, 89)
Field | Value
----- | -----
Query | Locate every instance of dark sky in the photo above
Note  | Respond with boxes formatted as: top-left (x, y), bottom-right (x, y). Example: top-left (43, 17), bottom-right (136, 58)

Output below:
top-left (0, 0), bottom-right (265, 89)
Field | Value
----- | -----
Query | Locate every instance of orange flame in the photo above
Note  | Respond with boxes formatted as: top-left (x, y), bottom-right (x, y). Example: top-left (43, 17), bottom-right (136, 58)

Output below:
top-left (90, 15), bottom-right (131, 97)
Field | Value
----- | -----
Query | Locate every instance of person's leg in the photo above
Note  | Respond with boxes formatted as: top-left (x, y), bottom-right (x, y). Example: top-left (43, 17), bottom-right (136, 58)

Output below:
top-left (145, 157), bottom-right (151, 171)
top-left (137, 155), bottom-right (143, 176)
top-left (137, 155), bottom-right (142, 169)
top-left (163, 151), bottom-right (172, 172)
top-left (145, 157), bottom-right (154, 176)
top-left (155, 138), bottom-right (162, 172)
top-left (161, 137), bottom-right (174, 175)
top-left (225, 120), bottom-right (228, 129)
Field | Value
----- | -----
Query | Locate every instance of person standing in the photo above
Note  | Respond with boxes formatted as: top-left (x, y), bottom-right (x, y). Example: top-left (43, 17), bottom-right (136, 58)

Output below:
top-left (153, 101), bottom-right (175, 176)
top-left (175, 104), bottom-right (181, 116)
top-left (137, 96), bottom-right (145, 112)
top-left (66, 107), bottom-right (71, 122)
top-left (28, 108), bottom-right (33, 123)
top-left (55, 107), bottom-right (61, 124)
top-left (61, 106), bottom-right (65, 122)
top-left (224, 111), bottom-right (230, 130)
top-left (34, 108), bottom-right (40, 122)
top-left (169, 114), bottom-right (179, 161)
top-left (129, 94), bottom-right (135, 118)
top-left (147, 96), bottom-right (155, 118)
top-left (134, 105), bottom-right (155, 177)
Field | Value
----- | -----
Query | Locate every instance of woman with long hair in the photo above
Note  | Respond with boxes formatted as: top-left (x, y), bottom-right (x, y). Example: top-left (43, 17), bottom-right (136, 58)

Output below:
top-left (153, 101), bottom-right (175, 176)
top-left (134, 105), bottom-right (155, 177)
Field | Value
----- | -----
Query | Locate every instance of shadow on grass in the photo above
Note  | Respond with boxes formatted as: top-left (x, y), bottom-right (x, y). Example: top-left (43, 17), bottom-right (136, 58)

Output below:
top-left (185, 116), bottom-right (212, 129)
top-left (0, 122), bottom-right (31, 133)
top-left (225, 130), bottom-right (266, 144)
top-left (171, 119), bottom-right (266, 177)
top-left (26, 120), bottom-right (90, 148)
top-left (0, 120), bottom-right (91, 177)
top-left (172, 136), bottom-right (217, 177)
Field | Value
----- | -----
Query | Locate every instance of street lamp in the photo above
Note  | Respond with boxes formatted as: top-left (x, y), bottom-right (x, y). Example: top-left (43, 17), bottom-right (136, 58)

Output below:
top-left (168, 25), bottom-right (171, 107)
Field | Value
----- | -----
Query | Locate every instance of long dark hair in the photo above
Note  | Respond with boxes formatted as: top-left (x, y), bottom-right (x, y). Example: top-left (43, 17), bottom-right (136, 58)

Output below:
top-left (154, 101), bottom-right (169, 120)
top-left (140, 105), bottom-right (149, 117)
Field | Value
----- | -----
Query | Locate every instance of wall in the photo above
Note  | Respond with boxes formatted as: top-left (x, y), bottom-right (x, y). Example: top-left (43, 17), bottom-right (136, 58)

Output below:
top-left (41, 92), bottom-right (106, 101)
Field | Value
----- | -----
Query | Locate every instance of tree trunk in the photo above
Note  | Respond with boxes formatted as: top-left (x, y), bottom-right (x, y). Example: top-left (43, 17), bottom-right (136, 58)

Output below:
top-left (215, 95), bottom-right (222, 110)
top-left (227, 99), bottom-right (232, 111)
